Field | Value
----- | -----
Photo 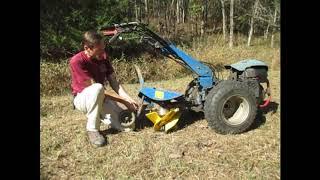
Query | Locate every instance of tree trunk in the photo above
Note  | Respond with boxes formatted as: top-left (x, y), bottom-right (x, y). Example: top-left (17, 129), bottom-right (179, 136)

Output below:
top-left (195, 20), bottom-right (198, 36)
top-left (264, 22), bottom-right (270, 40)
top-left (200, 0), bottom-right (205, 37)
top-left (157, 0), bottom-right (161, 24)
top-left (229, 0), bottom-right (234, 48)
top-left (166, 0), bottom-right (174, 37)
top-left (165, 8), bottom-right (168, 36)
top-left (191, 22), bottom-right (194, 36)
top-left (135, 0), bottom-right (139, 22)
top-left (182, 0), bottom-right (185, 23)
top-left (140, 3), bottom-right (142, 22)
top-left (200, 21), bottom-right (205, 37)
top-left (220, 0), bottom-right (226, 42)
top-left (176, 0), bottom-right (180, 24)
top-left (145, 0), bottom-right (148, 14)
top-left (247, 18), bottom-right (254, 46)
top-left (205, 0), bottom-right (208, 23)
top-left (271, 9), bottom-right (277, 48)
top-left (247, 0), bottom-right (259, 47)
top-left (145, 0), bottom-right (149, 23)
top-left (127, 0), bottom-right (133, 21)
top-left (183, 0), bottom-right (188, 23)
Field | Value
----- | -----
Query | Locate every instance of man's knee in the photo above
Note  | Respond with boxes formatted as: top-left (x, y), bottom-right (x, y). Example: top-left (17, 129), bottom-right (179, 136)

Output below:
top-left (88, 83), bottom-right (104, 96)
top-left (83, 83), bottom-right (105, 105)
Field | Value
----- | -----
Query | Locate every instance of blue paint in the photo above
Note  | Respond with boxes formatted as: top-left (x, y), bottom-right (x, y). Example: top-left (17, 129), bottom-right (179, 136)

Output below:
top-left (139, 87), bottom-right (183, 101)
top-left (168, 45), bottom-right (212, 77)
top-left (199, 76), bottom-right (214, 89)
top-left (165, 44), bottom-right (214, 89)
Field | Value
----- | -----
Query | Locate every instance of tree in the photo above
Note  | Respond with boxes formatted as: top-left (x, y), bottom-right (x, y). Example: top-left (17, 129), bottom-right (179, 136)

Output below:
top-left (200, 0), bottom-right (206, 37)
top-left (264, 21), bottom-right (270, 40)
top-left (220, 0), bottom-right (226, 42)
top-left (135, 0), bottom-right (139, 21)
top-left (177, 0), bottom-right (180, 24)
top-left (182, 0), bottom-right (189, 23)
top-left (40, 0), bottom-right (280, 60)
top-left (135, 0), bottom-right (142, 22)
top-left (247, 0), bottom-right (259, 46)
top-left (145, 0), bottom-right (149, 23)
top-left (270, 7), bottom-right (277, 48)
top-left (229, 0), bottom-right (234, 48)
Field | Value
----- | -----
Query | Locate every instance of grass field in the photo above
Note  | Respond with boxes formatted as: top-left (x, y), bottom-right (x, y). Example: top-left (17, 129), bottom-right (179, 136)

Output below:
top-left (40, 68), bottom-right (280, 179)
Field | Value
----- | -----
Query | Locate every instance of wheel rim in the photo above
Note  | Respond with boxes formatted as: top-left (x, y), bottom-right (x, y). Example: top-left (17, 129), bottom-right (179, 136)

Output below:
top-left (119, 111), bottom-right (135, 127)
top-left (221, 95), bottom-right (250, 125)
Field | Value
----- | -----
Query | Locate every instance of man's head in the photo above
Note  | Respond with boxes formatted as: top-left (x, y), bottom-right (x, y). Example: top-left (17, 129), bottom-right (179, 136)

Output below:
top-left (82, 30), bottom-right (106, 59)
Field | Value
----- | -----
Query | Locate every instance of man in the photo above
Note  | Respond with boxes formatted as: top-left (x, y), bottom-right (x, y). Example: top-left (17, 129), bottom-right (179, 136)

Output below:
top-left (69, 30), bottom-right (139, 147)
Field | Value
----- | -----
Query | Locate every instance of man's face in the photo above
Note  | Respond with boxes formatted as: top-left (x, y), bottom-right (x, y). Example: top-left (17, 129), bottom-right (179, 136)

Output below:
top-left (85, 41), bottom-right (106, 60)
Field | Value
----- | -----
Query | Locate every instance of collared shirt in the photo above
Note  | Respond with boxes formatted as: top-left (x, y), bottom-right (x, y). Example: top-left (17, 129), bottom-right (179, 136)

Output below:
top-left (69, 51), bottom-right (114, 95)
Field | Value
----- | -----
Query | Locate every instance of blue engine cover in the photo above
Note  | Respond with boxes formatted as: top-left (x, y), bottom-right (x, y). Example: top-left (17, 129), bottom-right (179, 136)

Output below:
top-left (139, 87), bottom-right (183, 101)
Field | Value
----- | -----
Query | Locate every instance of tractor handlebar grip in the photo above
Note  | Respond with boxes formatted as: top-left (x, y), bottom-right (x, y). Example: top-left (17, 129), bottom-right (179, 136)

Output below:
top-left (101, 22), bottom-right (141, 30)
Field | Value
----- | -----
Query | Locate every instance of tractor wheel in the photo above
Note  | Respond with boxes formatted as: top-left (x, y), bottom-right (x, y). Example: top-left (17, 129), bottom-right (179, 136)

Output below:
top-left (204, 80), bottom-right (257, 134)
top-left (119, 110), bottom-right (136, 130)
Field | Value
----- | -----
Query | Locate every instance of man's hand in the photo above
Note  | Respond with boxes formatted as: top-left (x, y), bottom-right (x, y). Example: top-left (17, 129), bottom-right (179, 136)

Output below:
top-left (123, 98), bottom-right (139, 112)
top-left (104, 90), bottom-right (139, 112)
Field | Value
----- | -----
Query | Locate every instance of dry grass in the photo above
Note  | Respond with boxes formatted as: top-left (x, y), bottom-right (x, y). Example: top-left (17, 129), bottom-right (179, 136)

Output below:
top-left (41, 35), bottom-right (280, 179)
top-left (41, 67), bottom-right (280, 179)
top-left (40, 35), bottom-right (280, 96)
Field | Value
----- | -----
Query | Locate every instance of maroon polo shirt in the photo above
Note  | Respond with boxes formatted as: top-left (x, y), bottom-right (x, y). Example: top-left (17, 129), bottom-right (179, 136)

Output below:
top-left (69, 51), bottom-right (114, 95)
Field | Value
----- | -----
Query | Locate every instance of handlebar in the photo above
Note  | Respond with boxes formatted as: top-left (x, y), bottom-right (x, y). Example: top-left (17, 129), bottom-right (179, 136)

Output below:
top-left (100, 22), bottom-right (145, 30)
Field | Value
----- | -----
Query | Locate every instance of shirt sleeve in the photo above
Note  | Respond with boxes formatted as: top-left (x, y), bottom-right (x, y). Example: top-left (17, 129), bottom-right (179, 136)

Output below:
top-left (70, 58), bottom-right (92, 84)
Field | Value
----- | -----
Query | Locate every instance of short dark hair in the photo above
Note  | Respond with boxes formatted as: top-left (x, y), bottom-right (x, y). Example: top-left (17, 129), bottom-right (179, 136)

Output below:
top-left (82, 30), bottom-right (103, 48)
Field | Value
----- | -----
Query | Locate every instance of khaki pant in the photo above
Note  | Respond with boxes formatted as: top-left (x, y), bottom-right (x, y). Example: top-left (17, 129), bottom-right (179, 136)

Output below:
top-left (73, 83), bottom-right (127, 131)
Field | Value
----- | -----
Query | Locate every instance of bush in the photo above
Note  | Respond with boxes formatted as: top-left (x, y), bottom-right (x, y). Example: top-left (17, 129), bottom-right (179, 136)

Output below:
top-left (40, 60), bottom-right (71, 96)
top-left (40, 56), bottom-right (191, 97)
top-left (40, 35), bottom-right (280, 97)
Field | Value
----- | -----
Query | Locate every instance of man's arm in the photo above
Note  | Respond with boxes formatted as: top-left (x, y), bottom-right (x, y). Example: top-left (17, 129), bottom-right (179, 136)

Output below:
top-left (103, 90), bottom-right (131, 105)
top-left (83, 77), bottom-right (137, 111)
top-left (107, 73), bottom-right (135, 101)
top-left (107, 72), bottom-right (139, 109)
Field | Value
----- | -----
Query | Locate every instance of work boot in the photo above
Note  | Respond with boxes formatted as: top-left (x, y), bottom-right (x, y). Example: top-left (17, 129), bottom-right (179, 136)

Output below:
top-left (87, 131), bottom-right (107, 147)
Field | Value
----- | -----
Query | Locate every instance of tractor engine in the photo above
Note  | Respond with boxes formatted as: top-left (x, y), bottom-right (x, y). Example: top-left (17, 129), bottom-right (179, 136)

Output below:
top-left (244, 67), bottom-right (270, 106)
top-left (226, 60), bottom-right (271, 107)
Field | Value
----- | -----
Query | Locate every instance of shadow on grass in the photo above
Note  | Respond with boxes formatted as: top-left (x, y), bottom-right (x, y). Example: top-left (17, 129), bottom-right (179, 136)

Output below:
top-left (260, 101), bottom-right (279, 115)
top-left (134, 109), bottom-right (204, 132)
top-left (100, 126), bottom-right (125, 136)
top-left (176, 110), bottom-right (204, 131)
top-left (101, 101), bottom-right (279, 134)
top-left (249, 101), bottom-right (279, 131)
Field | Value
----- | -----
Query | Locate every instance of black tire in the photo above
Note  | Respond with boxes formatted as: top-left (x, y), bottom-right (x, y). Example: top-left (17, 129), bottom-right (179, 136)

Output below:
top-left (204, 80), bottom-right (257, 134)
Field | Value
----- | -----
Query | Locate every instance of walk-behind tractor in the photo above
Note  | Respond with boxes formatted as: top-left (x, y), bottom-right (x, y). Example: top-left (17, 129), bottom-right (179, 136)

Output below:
top-left (100, 22), bottom-right (271, 134)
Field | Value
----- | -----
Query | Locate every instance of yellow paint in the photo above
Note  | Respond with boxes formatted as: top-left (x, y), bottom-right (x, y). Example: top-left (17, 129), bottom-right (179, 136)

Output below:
top-left (145, 108), bottom-right (181, 132)
top-left (155, 90), bottom-right (164, 99)
top-left (145, 112), bottom-right (161, 124)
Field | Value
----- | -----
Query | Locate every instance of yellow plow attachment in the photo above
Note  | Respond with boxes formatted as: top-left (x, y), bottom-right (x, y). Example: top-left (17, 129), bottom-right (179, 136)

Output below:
top-left (145, 108), bottom-right (181, 132)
